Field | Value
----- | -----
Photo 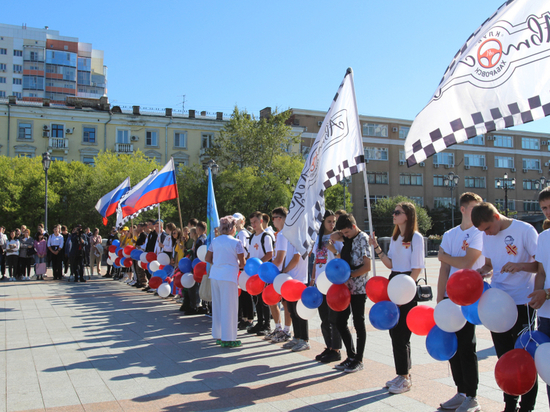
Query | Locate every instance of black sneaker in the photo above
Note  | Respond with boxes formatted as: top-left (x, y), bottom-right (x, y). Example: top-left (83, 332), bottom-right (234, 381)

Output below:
top-left (247, 323), bottom-right (264, 334)
top-left (334, 358), bottom-right (354, 371)
top-left (320, 350), bottom-right (342, 364)
top-left (256, 327), bottom-right (271, 336)
top-left (238, 320), bottom-right (253, 330)
top-left (315, 348), bottom-right (331, 361)
top-left (344, 359), bottom-right (364, 373)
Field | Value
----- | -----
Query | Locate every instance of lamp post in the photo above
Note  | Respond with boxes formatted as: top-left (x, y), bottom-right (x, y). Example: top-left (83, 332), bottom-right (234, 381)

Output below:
top-left (41, 152), bottom-right (51, 233)
top-left (443, 172), bottom-right (460, 227)
top-left (533, 176), bottom-right (549, 191)
top-left (341, 176), bottom-right (352, 212)
top-left (285, 177), bottom-right (295, 192)
top-left (203, 159), bottom-right (219, 178)
top-left (496, 172), bottom-right (516, 217)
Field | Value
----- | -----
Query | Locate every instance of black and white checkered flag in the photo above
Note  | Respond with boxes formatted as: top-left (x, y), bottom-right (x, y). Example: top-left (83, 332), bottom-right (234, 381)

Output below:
top-left (405, 0), bottom-right (550, 166)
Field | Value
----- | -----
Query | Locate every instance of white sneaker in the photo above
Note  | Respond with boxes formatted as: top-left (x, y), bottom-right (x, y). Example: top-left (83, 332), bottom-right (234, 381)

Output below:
top-left (282, 338), bottom-right (299, 349)
top-left (440, 393), bottom-right (466, 409)
top-left (129, 280), bottom-right (136, 285)
top-left (385, 376), bottom-right (400, 388)
top-left (291, 340), bottom-right (310, 352)
top-left (455, 396), bottom-right (481, 412)
top-left (388, 375), bottom-right (412, 394)
top-left (264, 327), bottom-right (281, 341)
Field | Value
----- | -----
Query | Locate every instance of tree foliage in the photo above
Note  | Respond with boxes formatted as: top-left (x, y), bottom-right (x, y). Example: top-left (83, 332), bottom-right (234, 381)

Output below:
top-left (370, 196), bottom-right (432, 237)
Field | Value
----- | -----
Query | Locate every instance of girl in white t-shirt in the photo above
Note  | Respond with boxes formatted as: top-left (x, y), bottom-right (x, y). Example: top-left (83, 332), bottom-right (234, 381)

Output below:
top-left (369, 202), bottom-right (425, 395)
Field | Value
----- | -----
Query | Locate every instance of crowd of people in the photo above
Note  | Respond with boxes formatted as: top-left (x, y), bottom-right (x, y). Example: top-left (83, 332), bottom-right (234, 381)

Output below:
top-left (2, 187), bottom-right (550, 412)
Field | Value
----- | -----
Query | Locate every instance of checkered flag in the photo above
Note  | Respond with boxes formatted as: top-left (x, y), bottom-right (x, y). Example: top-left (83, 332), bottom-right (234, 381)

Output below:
top-left (405, 1), bottom-right (550, 165)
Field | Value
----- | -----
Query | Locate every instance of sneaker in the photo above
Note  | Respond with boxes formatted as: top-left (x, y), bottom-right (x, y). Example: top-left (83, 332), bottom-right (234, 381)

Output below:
top-left (247, 323), bottom-right (264, 334)
top-left (271, 330), bottom-right (291, 343)
top-left (256, 327), bottom-right (272, 336)
top-left (455, 396), bottom-right (481, 412)
top-left (282, 338), bottom-right (299, 349)
top-left (315, 348), bottom-right (331, 361)
top-left (320, 350), bottom-right (342, 364)
top-left (292, 340), bottom-right (310, 352)
top-left (385, 376), bottom-right (401, 388)
top-left (388, 376), bottom-right (412, 394)
top-left (264, 327), bottom-right (281, 341)
top-left (440, 393), bottom-right (466, 410)
top-left (238, 320), bottom-right (253, 330)
top-left (334, 358), bottom-right (354, 371)
top-left (344, 359), bottom-right (364, 373)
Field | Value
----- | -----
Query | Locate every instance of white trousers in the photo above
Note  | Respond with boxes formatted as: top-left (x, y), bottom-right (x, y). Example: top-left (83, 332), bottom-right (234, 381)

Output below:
top-left (211, 278), bottom-right (238, 341)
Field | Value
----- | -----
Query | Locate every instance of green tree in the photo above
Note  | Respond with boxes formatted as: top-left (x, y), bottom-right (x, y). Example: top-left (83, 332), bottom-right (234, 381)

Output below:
top-left (324, 183), bottom-right (353, 214)
top-left (370, 196), bottom-right (432, 237)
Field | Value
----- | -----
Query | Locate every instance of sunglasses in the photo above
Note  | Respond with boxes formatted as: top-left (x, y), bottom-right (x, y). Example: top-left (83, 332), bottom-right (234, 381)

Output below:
top-left (392, 210), bottom-right (403, 216)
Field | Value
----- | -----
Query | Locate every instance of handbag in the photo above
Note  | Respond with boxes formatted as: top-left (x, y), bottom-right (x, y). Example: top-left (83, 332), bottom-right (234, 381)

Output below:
top-left (199, 273), bottom-right (212, 302)
top-left (415, 270), bottom-right (433, 302)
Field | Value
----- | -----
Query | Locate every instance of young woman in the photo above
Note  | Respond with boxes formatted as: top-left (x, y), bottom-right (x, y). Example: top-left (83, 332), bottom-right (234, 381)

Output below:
top-left (369, 202), bottom-right (425, 394)
top-left (34, 233), bottom-right (48, 280)
top-left (6, 230), bottom-right (20, 281)
top-left (19, 229), bottom-right (35, 280)
top-left (311, 210), bottom-right (343, 363)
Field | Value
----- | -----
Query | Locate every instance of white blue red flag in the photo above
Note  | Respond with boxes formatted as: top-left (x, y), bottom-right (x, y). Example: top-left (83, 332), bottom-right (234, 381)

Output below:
top-left (116, 170), bottom-right (159, 228)
top-left (95, 177), bottom-right (130, 225)
top-left (405, 0), bottom-right (550, 165)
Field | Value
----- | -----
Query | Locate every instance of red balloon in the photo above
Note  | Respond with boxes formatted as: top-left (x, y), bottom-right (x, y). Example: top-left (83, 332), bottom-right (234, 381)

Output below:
top-left (495, 349), bottom-right (537, 396)
top-left (193, 261), bottom-right (207, 280)
top-left (123, 258), bottom-right (133, 268)
top-left (108, 245), bottom-right (117, 253)
top-left (124, 245), bottom-right (134, 255)
top-left (366, 276), bottom-right (390, 303)
top-left (238, 288), bottom-right (242, 297)
top-left (149, 276), bottom-right (163, 289)
top-left (246, 274), bottom-right (265, 296)
top-left (406, 305), bottom-right (436, 335)
top-left (115, 257), bottom-right (122, 267)
top-left (173, 274), bottom-right (183, 289)
top-left (263, 283), bottom-right (281, 305)
top-left (447, 269), bottom-right (484, 306)
top-left (146, 252), bottom-right (157, 263)
top-left (326, 283), bottom-right (351, 311)
top-left (117, 249), bottom-right (124, 258)
top-left (281, 279), bottom-right (307, 302)
top-left (140, 261), bottom-right (148, 270)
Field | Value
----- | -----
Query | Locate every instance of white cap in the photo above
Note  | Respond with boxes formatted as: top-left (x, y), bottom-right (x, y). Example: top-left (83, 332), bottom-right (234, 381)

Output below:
top-left (232, 213), bottom-right (245, 222)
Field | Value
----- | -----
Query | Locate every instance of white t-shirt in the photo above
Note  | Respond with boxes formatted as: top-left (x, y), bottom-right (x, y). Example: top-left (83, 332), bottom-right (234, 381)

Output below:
top-left (387, 232), bottom-right (425, 272)
top-left (441, 225), bottom-right (485, 296)
top-left (163, 234), bottom-right (173, 253)
top-left (312, 234), bottom-right (343, 275)
top-left (208, 235), bottom-right (245, 283)
top-left (284, 240), bottom-right (308, 284)
top-left (274, 232), bottom-right (289, 271)
top-left (534, 229), bottom-right (550, 318)
top-left (482, 219), bottom-right (537, 305)
top-left (248, 231), bottom-right (274, 260)
top-left (236, 229), bottom-right (251, 252)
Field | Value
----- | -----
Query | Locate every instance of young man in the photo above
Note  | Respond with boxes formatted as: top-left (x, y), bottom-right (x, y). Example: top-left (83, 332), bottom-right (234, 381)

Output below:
top-left (247, 211), bottom-right (274, 335)
top-left (332, 214), bottom-right (371, 373)
top-left (528, 187), bottom-right (550, 409)
top-left (472, 202), bottom-right (538, 412)
top-left (437, 192), bottom-right (484, 412)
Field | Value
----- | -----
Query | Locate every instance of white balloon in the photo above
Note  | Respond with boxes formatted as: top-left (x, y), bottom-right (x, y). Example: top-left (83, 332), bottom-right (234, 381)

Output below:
top-left (109, 252), bottom-right (117, 260)
top-left (434, 299), bottom-right (467, 333)
top-left (478, 288), bottom-right (518, 333)
top-left (296, 299), bottom-right (317, 320)
top-left (273, 273), bottom-right (293, 295)
top-left (149, 260), bottom-right (160, 272)
top-left (315, 271), bottom-right (333, 295)
top-left (158, 283), bottom-right (171, 298)
top-left (197, 245), bottom-right (208, 262)
top-left (238, 271), bottom-right (251, 292)
top-left (157, 253), bottom-right (171, 266)
top-left (535, 342), bottom-right (550, 385)
top-left (140, 252), bottom-right (149, 263)
top-left (106, 258), bottom-right (113, 265)
top-left (387, 274), bottom-right (416, 305)
top-left (181, 273), bottom-right (195, 288)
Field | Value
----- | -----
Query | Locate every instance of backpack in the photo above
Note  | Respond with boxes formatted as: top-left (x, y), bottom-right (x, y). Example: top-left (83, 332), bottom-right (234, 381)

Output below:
top-left (248, 231), bottom-right (274, 259)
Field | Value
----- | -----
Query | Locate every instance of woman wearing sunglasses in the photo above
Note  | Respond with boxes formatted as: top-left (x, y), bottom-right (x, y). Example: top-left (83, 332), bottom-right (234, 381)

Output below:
top-left (369, 202), bottom-right (425, 395)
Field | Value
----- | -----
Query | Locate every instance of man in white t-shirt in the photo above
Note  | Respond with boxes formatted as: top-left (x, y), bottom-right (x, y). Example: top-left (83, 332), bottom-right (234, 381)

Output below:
top-left (247, 211), bottom-right (274, 335)
top-left (437, 192), bottom-right (484, 412)
top-left (472, 202), bottom-right (538, 412)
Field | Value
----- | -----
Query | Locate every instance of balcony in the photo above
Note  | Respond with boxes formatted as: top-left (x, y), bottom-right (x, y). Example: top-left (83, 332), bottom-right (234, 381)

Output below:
top-left (115, 143), bottom-right (133, 153)
top-left (199, 147), bottom-right (211, 160)
top-left (49, 137), bottom-right (69, 154)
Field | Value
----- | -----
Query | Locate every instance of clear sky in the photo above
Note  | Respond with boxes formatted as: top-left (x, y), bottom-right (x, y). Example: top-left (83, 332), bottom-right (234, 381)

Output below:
top-left (7, 0), bottom-right (550, 133)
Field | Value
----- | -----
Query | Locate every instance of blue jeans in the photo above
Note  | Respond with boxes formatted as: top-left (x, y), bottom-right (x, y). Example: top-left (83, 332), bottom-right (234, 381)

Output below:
top-left (539, 316), bottom-right (550, 407)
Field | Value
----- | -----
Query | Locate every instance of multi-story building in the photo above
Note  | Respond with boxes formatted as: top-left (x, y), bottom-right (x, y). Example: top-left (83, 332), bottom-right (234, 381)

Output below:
top-left (291, 108), bottom-right (550, 229)
top-left (0, 23), bottom-right (107, 103)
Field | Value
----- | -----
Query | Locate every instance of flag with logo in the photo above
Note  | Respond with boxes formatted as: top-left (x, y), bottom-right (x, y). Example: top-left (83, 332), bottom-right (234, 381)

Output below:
top-left (282, 68), bottom-right (365, 256)
top-left (95, 177), bottom-right (131, 226)
top-left (405, 0), bottom-right (550, 166)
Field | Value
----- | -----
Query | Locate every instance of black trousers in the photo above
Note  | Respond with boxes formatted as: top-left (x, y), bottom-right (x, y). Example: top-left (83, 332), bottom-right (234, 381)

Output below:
top-left (51, 253), bottom-right (63, 279)
top-left (286, 299), bottom-right (309, 341)
top-left (449, 320), bottom-right (478, 397)
top-left (6, 255), bottom-right (18, 278)
top-left (253, 292), bottom-right (271, 328)
top-left (332, 294), bottom-right (367, 362)
top-left (318, 295), bottom-right (342, 350)
top-left (239, 290), bottom-right (254, 319)
top-left (69, 256), bottom-right (84, 280)
top-left (491, 305), bottom-right (537, 411)
top-left (19, 256), bottom-right (33, 277)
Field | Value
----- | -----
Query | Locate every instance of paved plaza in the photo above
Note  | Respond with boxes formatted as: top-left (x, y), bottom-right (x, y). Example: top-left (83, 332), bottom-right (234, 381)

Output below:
top-left (0, 257), bottom-right (548, 412)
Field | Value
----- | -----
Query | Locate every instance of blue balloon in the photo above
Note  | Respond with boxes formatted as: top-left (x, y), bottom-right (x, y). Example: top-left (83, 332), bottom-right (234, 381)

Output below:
top-left (179, 257), bottom-right (192, 273)
top-left (155, 269), bottom-right (168, 280)
top-left (461, 282), bottom-right (491, 325)
top-left (258, 262), bottom-right (280, 283)
top-left (325, 258), bottom-right (351, 285)
top-left (369, 301), bottom-right (400, 330)
top-left (244, 258), bottom-right (262, 276)
top-left (130, 249), bottom-right (142, 260)
top-left (301, 286), bottom-right (323, 309)
top-left (192, 258), bottom-right (201, 269)
top-left (120, 257), bottom-right (126, 266)
top-left (164, 265), bottom-right (174, 276)
top-left (112, 239), bottom-right (120, 247)
top-left (426, 326), bottom-right (458, 361)
top-left (514, 330), bottom-right (550, 358)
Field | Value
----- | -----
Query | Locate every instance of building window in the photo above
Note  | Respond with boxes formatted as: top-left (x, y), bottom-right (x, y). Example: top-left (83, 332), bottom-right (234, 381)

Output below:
top-left (433, 152), bottom-right (454, 166)
top-left (0, 48), bottom-right (6, 55)
top-left (522, 137), bottom-right (540, 150)
top-left (51, 156), bottom-right (64, 162)
top-left (0, 91), bottom-right (5, 98)
top-left (494, 178), bottom-right (515, 189)
top-left (14, 50), bottom-right (23, 57)
top-left (493, 135), bottom-right (513, 148)
top-left (523, 179), bottom-right (541, 190)
top-left (13, 78), bottom-right (22, 85)
top-left (399, 126), bottom-right (410, 139)
top-left (83, 127), bottom-right (96, 143)
top-left (399, 173), bottom-right (423, 186)
top-left (82, 156), bottom-right (95, 166)
top-left (495, 156), bottom-right (514, 168)
top-left (117, 129), bottom-right (130, 143)
top-left (464, 154), bottom-right (486, 167)
top-left (524, 200), bottom-right (541, 212)
top-left (522, 158), bottom-right (541, 170)
top-left (364, 147), bottom-right (388, 161)
top-left (495, 199), bottom-right (516, 211)
top-left (464, 176), bottom-right (486, 188)
top-left (363, 123), bottom-right (388, 137)
top-left (399, 150), bottom-right (406, 162)
top-left (18, 123), bottom-right (32, 140)
top-left (0, 77), bottom-right (5, 83)
top-left (367, 171), bottom-right (389, 184)
top-left (13, 64), bottom-right (22, 73)
top-left (0, 63), bottom-right (6, 71)
top-left (201, 133), bottom-right (213, 149)
top-left (51, 124), bottom-right (64, 138)
top-left (434, 197), bottom-right (455, 208)
top-left (463, 135), bottom-right (485, 145)
top-left (146, 131), bottom-right (158, 146)
top-left (13, 92), bottom-right (21, 99)
top-left (433, 175), bottom-right (445, 186)
top-left (364, 195), bottom-right (387, 207)
top-left (409, 196), bottom-right (424, 206)
top-left (174, 131), bottom-right (187, 148)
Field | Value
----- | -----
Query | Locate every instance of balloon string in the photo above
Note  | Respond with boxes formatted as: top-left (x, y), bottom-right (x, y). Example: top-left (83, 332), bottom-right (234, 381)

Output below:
top-left (517, 305), bottom-right (536, 349)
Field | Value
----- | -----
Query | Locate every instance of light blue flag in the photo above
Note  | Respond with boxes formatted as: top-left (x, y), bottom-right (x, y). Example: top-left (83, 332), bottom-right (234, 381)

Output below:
top-left (206, 168), bottom-right (220, 249)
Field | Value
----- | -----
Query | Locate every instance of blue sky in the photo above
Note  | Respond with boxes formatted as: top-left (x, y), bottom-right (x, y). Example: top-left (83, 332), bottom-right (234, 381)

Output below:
top-left (8, 0), bottom-right (550, 133)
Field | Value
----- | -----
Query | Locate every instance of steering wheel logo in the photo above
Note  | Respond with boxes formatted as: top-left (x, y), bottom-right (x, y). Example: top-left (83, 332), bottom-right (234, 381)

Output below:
top-left (477, 38), bottom-right (502, 69)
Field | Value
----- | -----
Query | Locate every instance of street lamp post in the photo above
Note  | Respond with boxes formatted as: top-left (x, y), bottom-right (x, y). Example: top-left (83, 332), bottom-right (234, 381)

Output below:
top-left (41, 153), bottom-right (51, 233)
top-left (533, 176), bottom-right (549, 191)
top-left (203, 159), bottom-right (219, 178)
top-left (496, 173), bottom-right (516, 217)
top-left (341, 176), bottom-right (352, 211)
top-left (443, 172), bottom-right (460, 227)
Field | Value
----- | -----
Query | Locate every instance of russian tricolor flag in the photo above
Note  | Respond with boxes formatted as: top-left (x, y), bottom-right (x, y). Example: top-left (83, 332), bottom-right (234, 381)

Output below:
top-left (95, 177), bottom-right (131, 225)
top-left (121, 159), bottom-right (178, 217)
